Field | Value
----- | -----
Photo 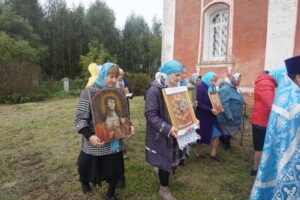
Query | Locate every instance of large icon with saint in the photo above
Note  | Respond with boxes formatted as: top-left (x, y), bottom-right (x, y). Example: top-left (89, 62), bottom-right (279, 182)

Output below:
top-left (89, 89), bottom-right (131, 143)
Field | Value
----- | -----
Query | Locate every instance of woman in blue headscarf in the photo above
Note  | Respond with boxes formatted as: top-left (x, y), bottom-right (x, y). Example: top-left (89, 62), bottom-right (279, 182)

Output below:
top-left (75, 62), bottom-right (135, 200)
top-left (194, 72), bottom-right (224, 162)
top-left (188, 73), bottom-right (202, 109)
top-left (145, 60), bottom-right (184, 200)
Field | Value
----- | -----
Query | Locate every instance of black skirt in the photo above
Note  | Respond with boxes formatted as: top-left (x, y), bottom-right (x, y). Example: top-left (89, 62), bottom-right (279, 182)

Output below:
top-left (77, 151), bottom-right (125, 189)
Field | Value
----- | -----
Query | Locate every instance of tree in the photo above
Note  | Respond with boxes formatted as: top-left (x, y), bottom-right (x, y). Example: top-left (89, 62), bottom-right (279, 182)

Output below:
top-left (0, 31), bottom-right (39, 63)
top-left (86, 0), bottom-right (120, 57)
top-left (4, 0), bottom-right (44, 34)
top-left (120, 14), bottom-right (150, 73)
top-left (80, 42), bottom-right (117, 78)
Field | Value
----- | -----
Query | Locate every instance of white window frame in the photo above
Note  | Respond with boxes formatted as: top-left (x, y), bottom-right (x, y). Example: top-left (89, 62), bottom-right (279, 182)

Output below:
top-left (198, 1), bottom-right (234, 64)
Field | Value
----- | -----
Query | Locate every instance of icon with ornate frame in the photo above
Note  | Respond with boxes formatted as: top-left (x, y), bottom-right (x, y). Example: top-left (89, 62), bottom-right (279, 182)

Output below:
top-left (89, 88), bottom-right (132, 143)
top-left (162, 86), bottom-right (198, 136)
top-left (208, 91), bottom-right (224, 112)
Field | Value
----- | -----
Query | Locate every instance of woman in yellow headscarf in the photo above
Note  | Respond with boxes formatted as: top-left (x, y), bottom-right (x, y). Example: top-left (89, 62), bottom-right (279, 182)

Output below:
top-left (86, 63), bottom-right (101, 88)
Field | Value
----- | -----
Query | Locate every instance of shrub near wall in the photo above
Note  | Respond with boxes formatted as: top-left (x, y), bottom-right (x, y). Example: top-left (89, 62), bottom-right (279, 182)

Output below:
top-left (125, 72), bottom-right (152, 96)
top-left (0, 77), bottom-right (86, 104)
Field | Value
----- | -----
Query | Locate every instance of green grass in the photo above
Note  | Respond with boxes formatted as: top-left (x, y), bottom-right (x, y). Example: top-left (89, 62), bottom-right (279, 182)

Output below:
top-left (0, 96), bottom-right (255, 200)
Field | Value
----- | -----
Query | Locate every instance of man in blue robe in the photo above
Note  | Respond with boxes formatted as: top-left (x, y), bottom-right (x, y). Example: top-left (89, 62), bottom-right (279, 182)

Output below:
top-left (250, 55), bottom-right (300, 199)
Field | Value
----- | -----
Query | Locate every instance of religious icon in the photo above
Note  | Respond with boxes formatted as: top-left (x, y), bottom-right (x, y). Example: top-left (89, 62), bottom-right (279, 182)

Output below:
top-left (208, 91), bottom-right (224, 112)
top-left (162, 86), bottom-right (198, 135)
top-left (89, 89), bottom-right (132, 143)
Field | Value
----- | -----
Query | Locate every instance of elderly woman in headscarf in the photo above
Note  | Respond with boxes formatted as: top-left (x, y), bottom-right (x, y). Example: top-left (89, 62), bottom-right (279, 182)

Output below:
top-left (188, 73), bottom-right (202, 109)
top-left (145, 60), bottom-right (184, 200)
top-left (194, 72), bottom-right (224, 162)
top-left (75, 62), bottom-right (135, 200)
top-left (217, 73), bottom-right (244, 150)
top-left (86, 63), bottom-right (102, 88)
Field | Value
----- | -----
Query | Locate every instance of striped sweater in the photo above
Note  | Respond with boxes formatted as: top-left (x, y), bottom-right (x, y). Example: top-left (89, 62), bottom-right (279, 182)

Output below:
top-left (74, 84), bottom-right (122, 156)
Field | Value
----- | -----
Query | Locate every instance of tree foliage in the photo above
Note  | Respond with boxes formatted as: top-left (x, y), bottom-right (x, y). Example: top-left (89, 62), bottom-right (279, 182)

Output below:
top-left (0, 0), bottom-right (162, 81)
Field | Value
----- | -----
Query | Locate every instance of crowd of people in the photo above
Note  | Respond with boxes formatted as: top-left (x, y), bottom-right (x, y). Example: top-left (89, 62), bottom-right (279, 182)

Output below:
top-left (74, 55), bottom-right (300, 200)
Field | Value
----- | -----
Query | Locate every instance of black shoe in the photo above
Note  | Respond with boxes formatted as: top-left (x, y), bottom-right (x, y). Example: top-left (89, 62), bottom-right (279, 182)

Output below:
top-left (80, 181), bottom-right (91, 194)
top-left (105, 195), bottom-right (117, 200)
top-left (210, 156), bottom-right (224, 162)
top-left (250, 169), bottom-right (257, 176)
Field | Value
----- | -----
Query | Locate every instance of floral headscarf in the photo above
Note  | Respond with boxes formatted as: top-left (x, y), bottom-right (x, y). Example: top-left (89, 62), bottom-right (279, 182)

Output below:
top-left (154, 72), bottom-right (168, 87)
top-left (95, 62), bottom-right (118, 88)
top-left (189, 73), bottom-right (201, 86)
top-left (224, 72), bottom-right (241, 87)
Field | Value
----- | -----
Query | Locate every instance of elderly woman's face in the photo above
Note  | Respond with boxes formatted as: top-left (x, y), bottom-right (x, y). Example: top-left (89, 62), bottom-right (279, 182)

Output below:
top-left (105, 73), bottom-right (118, 88)
top-left (196, 77), bottom-right (202, 84)
top-left (168, 72), bottom-right (182, 87)
top-left (210, 76), bottom-right (218, 86)
top-left (180, 71), bottom-right (186, 81)
top-left (117, 72), bottom-right (124, 81)
top-left (236, 76), bottom-right (242, 86)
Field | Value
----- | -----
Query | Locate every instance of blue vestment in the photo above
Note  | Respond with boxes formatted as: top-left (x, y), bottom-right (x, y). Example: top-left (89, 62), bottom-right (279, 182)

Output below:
top-left (250, 74), bottom-right (300, 199)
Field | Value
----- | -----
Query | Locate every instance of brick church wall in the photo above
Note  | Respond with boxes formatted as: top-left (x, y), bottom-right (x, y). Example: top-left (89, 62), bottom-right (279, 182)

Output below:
top-left (173, 0), bottom-right (201, 76)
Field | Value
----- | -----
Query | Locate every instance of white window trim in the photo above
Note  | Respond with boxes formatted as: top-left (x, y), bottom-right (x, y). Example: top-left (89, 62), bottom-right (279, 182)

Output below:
top-left (197, 0), bottom-right (234, 65)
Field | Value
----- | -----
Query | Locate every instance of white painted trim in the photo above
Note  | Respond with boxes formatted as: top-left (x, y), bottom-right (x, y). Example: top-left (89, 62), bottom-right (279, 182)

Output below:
top-left (197, 0), bottom-right (204, 64)
top-left (162, 0), bottom-right (176, 64)
top-left (264, 0), bottom-right (298, 71)
top-left (197, 0), bottom-right (234, 64)
top-left (200, 63), bottom-right (232, 68)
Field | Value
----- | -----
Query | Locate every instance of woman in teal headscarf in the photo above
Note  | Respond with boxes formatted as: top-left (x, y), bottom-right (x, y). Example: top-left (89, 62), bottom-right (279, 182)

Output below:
top-left (145, 60), bottom-right (184, 200)
top-left (75, 62), bottom-right (135, 200)
top-left (194, 72), bottom-right (225, 162)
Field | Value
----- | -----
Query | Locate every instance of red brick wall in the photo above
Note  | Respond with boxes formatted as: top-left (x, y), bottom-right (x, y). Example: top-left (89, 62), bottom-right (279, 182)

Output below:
top-left (294, 1), bottom-right (300, 56)
top-left (232, 0), bottom-right (269, 87)
top-left (204, 0), bottom-right (212, 7)
top-left (173, 0), bottom-right (201, 77)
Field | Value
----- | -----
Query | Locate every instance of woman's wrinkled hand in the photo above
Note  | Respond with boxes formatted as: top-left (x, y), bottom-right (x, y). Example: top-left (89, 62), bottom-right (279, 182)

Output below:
top-left (195, 119), bottom-right (200, 129)
top-left (89, 135), bottom-right (105, 147)
top-left (127, 126), bottom-right (135, 137)
top-left (170, 127), bottom-right (179, 139)
top-left (211, 108), bottom-right (219, 115)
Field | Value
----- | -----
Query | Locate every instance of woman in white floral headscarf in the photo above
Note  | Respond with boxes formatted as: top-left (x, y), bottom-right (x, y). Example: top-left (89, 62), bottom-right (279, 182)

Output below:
top-left (218, 73), bottom-right (244, 150)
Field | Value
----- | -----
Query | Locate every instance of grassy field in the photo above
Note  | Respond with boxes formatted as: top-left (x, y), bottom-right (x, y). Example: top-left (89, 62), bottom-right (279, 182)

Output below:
top-left (0, 96), bottom-right (256, 200)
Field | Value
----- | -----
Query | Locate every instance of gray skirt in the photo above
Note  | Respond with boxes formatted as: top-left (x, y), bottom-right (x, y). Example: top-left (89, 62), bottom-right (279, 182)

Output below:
top-left (220, 124), bottom-right (240, 136)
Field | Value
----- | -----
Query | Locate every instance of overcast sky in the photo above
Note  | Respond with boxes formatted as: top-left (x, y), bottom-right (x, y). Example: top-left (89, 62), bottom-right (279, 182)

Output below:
top-left (39, 0), bottom-right (163, 29)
